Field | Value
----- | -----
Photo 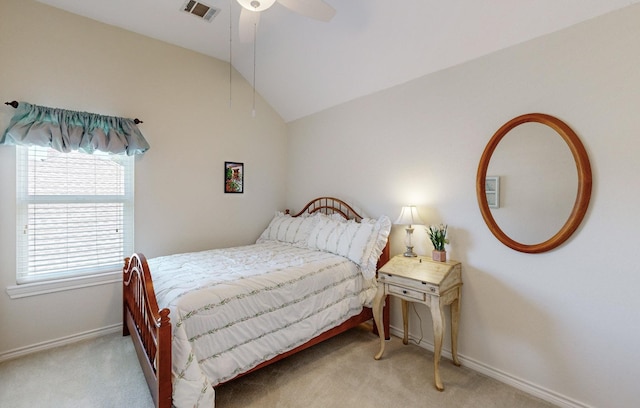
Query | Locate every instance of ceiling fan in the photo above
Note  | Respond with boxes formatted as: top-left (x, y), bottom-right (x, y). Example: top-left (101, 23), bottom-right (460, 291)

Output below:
top-left (236, 0), bottom-right (336, 42)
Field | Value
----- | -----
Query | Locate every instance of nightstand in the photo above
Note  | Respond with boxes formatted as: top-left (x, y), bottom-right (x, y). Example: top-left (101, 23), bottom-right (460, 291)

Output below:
top-left (372, 255), bottom-right (462, 391)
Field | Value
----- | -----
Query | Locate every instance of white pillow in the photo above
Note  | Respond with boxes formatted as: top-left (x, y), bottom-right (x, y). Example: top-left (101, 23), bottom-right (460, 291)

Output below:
top-left (307, 215), bottom-right (391, 279)
top-left (256, 212), bottom-right (320, 246)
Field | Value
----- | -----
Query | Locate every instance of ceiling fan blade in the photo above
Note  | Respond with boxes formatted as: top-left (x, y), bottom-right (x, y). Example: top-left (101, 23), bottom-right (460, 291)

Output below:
top-left (239, 7), bottom-right (261, 43)
top-left (276, 0), bottom-right (336, 22)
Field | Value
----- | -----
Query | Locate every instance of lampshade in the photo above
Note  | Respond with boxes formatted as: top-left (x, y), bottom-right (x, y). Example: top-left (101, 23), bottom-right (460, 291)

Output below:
top-left (395, 206), bottom-right (424, 226)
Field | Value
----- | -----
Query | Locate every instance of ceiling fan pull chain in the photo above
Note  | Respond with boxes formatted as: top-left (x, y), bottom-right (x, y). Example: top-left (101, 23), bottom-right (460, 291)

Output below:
top-left (229, 0), bottom-right (233, 108)
top-left (252, 19), bottom-right (257, 118)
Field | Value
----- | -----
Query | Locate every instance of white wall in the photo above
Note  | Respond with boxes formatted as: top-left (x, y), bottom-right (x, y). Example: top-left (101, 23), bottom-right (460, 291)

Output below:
top-left (287, 5), bottom-right (640, 408)
top-left (0, 0), bottom-right (287, 355)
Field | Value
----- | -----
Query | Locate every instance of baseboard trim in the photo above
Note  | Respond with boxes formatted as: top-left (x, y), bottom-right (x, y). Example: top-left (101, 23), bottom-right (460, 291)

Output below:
top-left (389, 325), bottom-right (593, 408)
top-left (0, 323), bottom-right (122, 363)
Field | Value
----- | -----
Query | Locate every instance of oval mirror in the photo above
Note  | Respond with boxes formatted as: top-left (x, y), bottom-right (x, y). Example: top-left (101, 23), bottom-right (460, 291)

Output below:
top-left (489, 122), bottom-right (578, 244)
top-left (476, 113), bottom-right (592, 253)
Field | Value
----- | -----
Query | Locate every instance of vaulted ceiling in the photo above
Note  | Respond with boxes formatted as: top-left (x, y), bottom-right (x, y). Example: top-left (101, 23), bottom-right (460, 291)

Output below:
top-left (36, 0), bottom-right (640, 122)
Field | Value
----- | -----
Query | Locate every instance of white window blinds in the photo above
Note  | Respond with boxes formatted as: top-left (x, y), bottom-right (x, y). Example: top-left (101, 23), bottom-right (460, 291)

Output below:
top-left (16, 146), bottom-right (134, 284)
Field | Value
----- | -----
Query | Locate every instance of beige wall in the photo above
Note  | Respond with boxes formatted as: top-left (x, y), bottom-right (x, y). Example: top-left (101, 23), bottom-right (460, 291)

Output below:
top-left (0, 0), bottom-right (287, 354)
top-left (287, 5), bottom-right (640, 408)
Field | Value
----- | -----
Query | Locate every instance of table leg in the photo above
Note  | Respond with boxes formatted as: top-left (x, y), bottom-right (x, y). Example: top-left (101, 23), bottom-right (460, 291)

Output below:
top-left (450, 291), bottom-right (461, 366)
top-left (430, 296), bottom-right (445, 391)
top-left (373, 285), bottom-right (386, 360)
top-left (401, 299), bottom-right (409, 345)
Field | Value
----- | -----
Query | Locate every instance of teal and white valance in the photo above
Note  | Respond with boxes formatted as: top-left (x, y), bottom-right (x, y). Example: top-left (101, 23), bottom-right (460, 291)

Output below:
top-left (1, 102), bottom-right (150, 155)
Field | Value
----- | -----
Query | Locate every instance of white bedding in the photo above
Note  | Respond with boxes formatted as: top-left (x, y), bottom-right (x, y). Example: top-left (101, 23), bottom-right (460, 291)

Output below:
top-left (148, 241), bottom-right (377, 408)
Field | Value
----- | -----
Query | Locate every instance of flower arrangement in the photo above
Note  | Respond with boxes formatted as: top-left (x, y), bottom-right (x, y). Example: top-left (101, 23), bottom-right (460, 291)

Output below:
top-left (427, 224), bottom-right (449, 251)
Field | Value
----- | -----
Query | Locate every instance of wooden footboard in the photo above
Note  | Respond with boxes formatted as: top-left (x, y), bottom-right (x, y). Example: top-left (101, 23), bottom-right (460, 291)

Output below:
top-left (123, 253), bottom-right (172, 408)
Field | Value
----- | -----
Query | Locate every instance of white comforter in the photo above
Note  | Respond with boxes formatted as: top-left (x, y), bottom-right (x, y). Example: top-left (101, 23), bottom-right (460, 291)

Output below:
top-left (148, 241), bottom-right (377, 408)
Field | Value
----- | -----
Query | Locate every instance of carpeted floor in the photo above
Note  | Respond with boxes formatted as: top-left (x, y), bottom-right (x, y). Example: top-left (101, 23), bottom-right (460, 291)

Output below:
top-left (0, 324), bottom-right (556, 407)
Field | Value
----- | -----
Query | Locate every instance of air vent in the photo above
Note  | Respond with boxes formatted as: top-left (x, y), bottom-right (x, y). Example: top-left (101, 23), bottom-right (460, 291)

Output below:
top-left (182, 0), bottom-right (220, 22)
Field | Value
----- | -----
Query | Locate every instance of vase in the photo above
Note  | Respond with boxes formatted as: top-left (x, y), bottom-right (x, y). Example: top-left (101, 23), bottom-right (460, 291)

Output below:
top-left (432, 250), bottom-right (446, 262)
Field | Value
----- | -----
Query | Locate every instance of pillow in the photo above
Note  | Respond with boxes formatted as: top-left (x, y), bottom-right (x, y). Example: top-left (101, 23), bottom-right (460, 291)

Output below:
top-left (256, 212), bottom-right (320, 246)
top-left (307, 215), bottom-right (391, 279)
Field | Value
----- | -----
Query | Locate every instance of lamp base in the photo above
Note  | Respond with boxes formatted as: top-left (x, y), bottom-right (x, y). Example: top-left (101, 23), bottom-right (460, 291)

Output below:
top-left (403, 246), bottom-right (417, 257)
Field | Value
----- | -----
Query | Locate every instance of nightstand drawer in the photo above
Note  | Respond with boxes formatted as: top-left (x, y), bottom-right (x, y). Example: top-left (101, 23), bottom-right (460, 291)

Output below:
top-left (387, 284), bottom-right (426, 302)
top-left (379, 273), bottom-right (440, 295)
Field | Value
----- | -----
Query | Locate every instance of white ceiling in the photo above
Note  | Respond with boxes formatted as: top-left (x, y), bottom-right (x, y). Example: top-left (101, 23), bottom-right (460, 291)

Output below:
top-left (36, 0), bottom-right (639, 122)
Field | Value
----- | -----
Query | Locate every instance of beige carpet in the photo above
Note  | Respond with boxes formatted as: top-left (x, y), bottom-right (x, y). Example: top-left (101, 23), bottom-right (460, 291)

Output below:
top-left (0, 324), bottom-right (556, 407)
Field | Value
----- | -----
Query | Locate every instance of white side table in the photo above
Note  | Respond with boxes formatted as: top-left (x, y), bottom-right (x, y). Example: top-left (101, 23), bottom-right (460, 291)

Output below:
top-left (373, 255), bottom-right (462, 391)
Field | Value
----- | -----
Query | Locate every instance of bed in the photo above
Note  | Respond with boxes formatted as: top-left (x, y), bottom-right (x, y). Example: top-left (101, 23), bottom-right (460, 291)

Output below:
top-left (123, 197), bottom-right (391, 408)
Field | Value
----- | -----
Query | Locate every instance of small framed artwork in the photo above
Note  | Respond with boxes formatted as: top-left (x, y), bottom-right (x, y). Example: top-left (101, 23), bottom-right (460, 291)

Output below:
top-left (224, 162), bottom-right (244, 194)
top-left (485, 176), bottom-right (500, 209)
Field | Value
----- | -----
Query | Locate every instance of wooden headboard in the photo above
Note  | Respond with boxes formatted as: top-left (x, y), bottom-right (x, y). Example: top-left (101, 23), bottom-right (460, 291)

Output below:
top-left (288, 196), bottom-right (365, 221)
top-left (287, 197), bottom-right (390, 268)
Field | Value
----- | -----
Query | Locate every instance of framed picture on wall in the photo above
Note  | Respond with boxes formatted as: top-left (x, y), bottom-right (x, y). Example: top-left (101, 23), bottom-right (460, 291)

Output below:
top-left (485, 176), bottom-right (499, 208)
top-left (225, 162), bottom-right (244, 194)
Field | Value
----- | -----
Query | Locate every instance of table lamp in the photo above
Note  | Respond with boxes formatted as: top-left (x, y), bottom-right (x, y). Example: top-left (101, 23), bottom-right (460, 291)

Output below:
top-left (395, 206), bottom-right (424, 257)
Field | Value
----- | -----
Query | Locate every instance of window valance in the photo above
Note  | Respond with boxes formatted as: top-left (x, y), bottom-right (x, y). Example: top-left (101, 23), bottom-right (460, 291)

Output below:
top-left (1, 102), bottom-right (150, 155)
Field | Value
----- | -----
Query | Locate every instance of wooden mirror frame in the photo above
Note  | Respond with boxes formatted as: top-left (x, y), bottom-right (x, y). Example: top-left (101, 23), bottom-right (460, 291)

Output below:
top-left (476, 113), bottom-right (592, 253)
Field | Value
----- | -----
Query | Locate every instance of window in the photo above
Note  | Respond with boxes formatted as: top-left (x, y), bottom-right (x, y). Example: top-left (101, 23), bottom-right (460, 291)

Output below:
top-left (15, 146), bottom-right (134, 284)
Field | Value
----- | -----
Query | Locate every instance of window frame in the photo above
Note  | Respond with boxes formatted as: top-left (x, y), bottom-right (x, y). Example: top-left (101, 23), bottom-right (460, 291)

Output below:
top-left (11, 145), bottom-right (134, 290)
